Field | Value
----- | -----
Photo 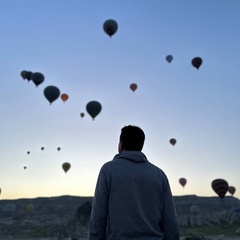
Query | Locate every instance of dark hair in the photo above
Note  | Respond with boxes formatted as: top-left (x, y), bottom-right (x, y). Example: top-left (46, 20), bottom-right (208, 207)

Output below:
top-left (120, 125), bottom-right (145, 151)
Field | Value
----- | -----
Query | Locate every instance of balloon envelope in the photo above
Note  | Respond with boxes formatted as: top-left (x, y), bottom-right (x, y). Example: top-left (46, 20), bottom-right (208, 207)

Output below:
top-left (80, 112), bottom-right (85, 118)
top-left (103, 19), bottom-right (118, 37)
top-left (166, 55), bottom-right (173, 63)
top-left (62, 162), bottom-right (71, 173)
top-left (61, 93), bottom-right (69, 102)
top-left (170, 138), bottom-right (177, 146)
top-left (21, 70), bottom-right (27, 80)
top-left (228, 186), bottom-right (236, 195)
top-left (179, 178), bottom-right (187, 187)
top-left (44, 86), bottom-right (60, 104)
top-left (211, 179), bottom-right (229, 198)
top-left (25, 71), bottom-right (33, 81)
top-left (3, 203), bottom-right (16, 214)
top-left (31, 72), bottom-right (45, 87)
top-left (130, 83), bottom-right (137, 92)
top-left (86, 101), bottom-right (102, 120)
top-left (26, 204), bottom-right (34, 213)
top-left (192, 57), bottom-right (202, 69)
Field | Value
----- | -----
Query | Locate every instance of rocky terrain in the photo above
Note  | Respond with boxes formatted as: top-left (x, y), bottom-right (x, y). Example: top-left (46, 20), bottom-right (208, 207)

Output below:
top-left (0, 195), bottom-right (239, 239)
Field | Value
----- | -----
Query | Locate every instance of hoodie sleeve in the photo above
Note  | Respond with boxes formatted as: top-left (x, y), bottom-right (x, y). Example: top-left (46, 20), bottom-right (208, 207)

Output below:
top-left (88, 166), bottom-right (109, 240)
top-left (161, 178), bottom-right (180, 240)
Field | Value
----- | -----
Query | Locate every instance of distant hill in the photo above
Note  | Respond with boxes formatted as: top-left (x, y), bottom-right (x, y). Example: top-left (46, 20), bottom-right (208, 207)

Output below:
top-left (0, 195), bottom-right (239, 238)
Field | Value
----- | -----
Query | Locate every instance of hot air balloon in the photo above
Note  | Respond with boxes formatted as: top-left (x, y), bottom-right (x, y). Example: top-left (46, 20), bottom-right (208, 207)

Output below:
top-left (62, 162), bottom-right (71, 173)
top-left (24, 166), bottom-right (27, 170)
top-left (103, 19), bottom-right (118, 37)
top-left (179, 178), bottom-right (187, 187)
top-left (228, 186), bottom-right (236, 195)
top-left (27, 151), bottom-right (30, 155)
top-left (31, 72), bottom-right (45, 87)
top-left (130, 83), bottom-right (137, 92)
top-left (41, 147), bottom-right (44, 151)
top-left (21, 70), bottom-right (27, 80)
top-left (211, 179), bottom-right (229, 199)
top-left (166, 55), bottom-right (173, 63)
top-left (192, 57), bottom-right (202, 69)
top-left (3, 203), bottom-right (16, 217)
top-left (61, 93), bottom-right (69, 102)
top-left (25, 71), bottom-right (33, 81)
top-left (80, 112), bottom-right (85, 118)
top-left (43, 86), bottom-right (60, 104)
top-left (26, 204), bottom-right (34, 213)
top-left (86, 101), bottom-right (102, 120)
top-left (57, 147), bottom-right (61, 151)
top-left (169, 138), bottom-right (177, 146)
top-left (190, 205), bottom-right (200, 215)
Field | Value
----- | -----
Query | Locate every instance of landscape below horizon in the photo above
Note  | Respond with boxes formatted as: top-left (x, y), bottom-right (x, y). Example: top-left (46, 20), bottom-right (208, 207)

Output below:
top-left (0, 195), bottom-right (240, 239)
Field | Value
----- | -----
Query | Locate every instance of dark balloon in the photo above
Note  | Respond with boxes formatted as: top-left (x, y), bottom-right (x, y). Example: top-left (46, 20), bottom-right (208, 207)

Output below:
top-left (43, 86), bottom-right (60, 104)
top-left (228, 186), bottom-right (236, 195)
top-left (21, 70), bottom-right (27, 80)
top-left (80, 112), bottom-right (85, 118)
top-left (166, 55), bottom-right (173, 63)
top-left (170, 138), bottom-right (177, 146)
top-left (41, 147), bottom-right (44, 151)
top-left (86, 101), bottom-right (102, 120)
top-left (211, 179), bottom-right (229, 199)
top-left (25, 71), bottom-right (33, 81)
top-left (31, 72), bottom-right (45, 87)
top-left (130, 83), bottom-right (137, 92)
top-left (62, 162), bottom-right (71, 173)
top-left (24, 166), bottom-right (27, 170)
top-left (57, 147), bottom-right (61, 151)
top-left (179, 178), bottom-right (187, 187)
top-left (27, 151), bottom-right (30, 155)
top-left (103, 19), bottom-right (118, 37)
top-left (192, 57), bottom-right (202, 69)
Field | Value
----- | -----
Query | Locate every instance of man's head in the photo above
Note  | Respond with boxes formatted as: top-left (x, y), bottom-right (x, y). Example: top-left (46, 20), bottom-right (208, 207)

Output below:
top-left (118, 125), bottom-right (145, 153)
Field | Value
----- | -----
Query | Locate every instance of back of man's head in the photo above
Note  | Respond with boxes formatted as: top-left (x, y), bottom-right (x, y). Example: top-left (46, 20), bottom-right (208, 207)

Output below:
top-left (120, 125), bottom-right (145, 151)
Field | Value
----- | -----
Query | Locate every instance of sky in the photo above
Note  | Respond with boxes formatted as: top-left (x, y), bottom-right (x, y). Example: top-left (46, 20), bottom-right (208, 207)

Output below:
top-left (0, 1), bottom-right (239, 200)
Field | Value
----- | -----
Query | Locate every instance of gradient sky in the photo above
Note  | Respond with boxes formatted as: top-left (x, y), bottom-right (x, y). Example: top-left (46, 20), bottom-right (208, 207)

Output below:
top-left (0, 1), bottom-right (239, 200)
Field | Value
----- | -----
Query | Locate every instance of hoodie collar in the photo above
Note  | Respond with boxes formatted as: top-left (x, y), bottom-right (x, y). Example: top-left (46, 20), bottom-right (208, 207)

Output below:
top-left (113, 150), bottom-right (148, 163)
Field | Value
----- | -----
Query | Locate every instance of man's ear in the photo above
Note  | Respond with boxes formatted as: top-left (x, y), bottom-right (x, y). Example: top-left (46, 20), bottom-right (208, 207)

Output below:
top-left (118, 141), bottom-right (124, 153)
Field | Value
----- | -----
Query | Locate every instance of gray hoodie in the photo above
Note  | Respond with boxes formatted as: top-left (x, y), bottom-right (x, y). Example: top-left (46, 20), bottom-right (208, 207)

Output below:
top-left (88, 151), bottom-right (180, 240)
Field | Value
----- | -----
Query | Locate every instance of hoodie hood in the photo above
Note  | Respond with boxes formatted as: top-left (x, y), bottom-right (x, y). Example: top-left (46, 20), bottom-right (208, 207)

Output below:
top-left (113, 150), bottom-right (148, 163)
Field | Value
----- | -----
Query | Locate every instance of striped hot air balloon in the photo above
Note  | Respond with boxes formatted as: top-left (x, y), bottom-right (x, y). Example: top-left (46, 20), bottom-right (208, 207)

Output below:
top-left (211, 179), bottom-right (229, 199)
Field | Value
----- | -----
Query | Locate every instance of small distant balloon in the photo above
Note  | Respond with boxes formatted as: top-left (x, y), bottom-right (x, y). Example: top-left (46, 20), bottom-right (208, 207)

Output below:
top-left (25, 71), bottom-right (33, 81)
top-left (169, 138), bottom-right (177, 146)
top-left (31, 72), bottom-right (45, 87)
top-left (80, 112), bottom-right (85, 118)
top-left (27, 151), bottom-right (30, 155)
top-left (86, 101), bottom-right (102, 120)
top-left (61, 93), bottom-right (69, 102)
top-left (211, 178), bottom-right (229, 199)
top-left (228, 186), bottom-right (236, 195)
top-left (103, 19), bottom-right (118, 37)
top-left (41, 147), bottom-right (44, 151)
top-left (57, 147), bottom-right (61, 151)
top-left (24, 166), bottom-right (27, 170)
top-left (192, 57), bottom-right (202, 69)
top-left (130, 83), bottom-right (137, 92)
top-left (43, 86), bottom-right (60, 104)
top-left (21, 70), bottom-right (27, 80)
top-left (179, 178), bottom-right (187, 187)
top-left (166, 55), bottom-right (173, 63)
top-left (26, 204), bottom-right (34, 213)
top-left (62, 162), bottom-right (71, 173)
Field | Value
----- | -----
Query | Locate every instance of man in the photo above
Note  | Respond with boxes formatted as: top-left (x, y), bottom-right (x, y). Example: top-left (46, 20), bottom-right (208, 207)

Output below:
top-left (88, 125), bottom-right (180, 240)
